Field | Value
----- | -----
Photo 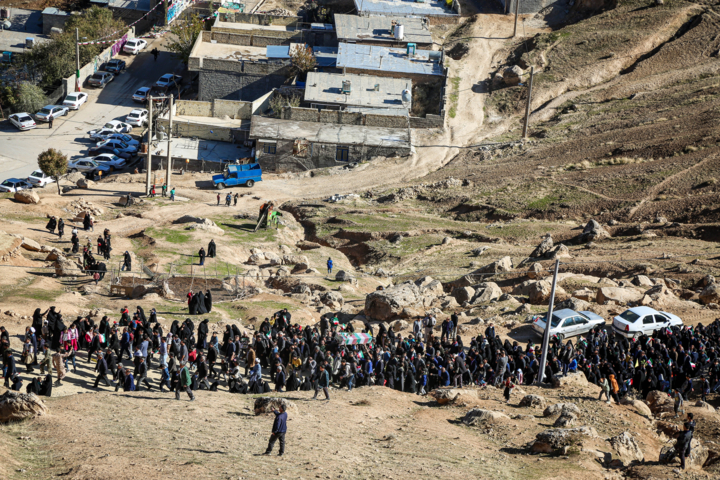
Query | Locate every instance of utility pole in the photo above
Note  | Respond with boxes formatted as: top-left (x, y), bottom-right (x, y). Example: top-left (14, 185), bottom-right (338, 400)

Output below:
top-left (513, 0), bottom-right (520, 38)
top-left (522, 66), bottom-right (534, 139)
top-left (165, 94), bottom-right (174, 189)
top-left (536, 259), bottom-right (560, 385)
top-left (75, 28), bottom-right (81, 92)
top-left (146, 96), bottom-right (153, 195)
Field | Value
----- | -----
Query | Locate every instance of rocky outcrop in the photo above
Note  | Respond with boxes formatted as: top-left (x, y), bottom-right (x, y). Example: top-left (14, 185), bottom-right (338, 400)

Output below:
top-left (335, 270), bottom-right (354, 282)
top-left (596, 287), bottom-right (643, 305)
top-left (282, 254), bottom-right (310, 266)
top-left (430, 388), bottom-right (461, 405)
top-left (543, 403), bottom-right (579, 417)
top-left (646, 390), bottom-right (674, 416)
top-left (554, 371), bottom-right (589, 388)
top-left (519, 394), bottom-right (546, 408)
top-left (608, 431), bottom-right (644, 462)
top-left (365, 282), bottom-right (423, 321)
top-left (320, 291), bottom-right (344, 310)
top-left (578, 219), bottom-right (610, 243)
top-left (699, 283), bottom-right (720, 305)
top-left (530, 235), bottom-right (554, 258)
top-left (472, 282), bottom-right (502, 304)
top-left (253, 397), bottom-right (298, 415)
top-left (531, 426), bottom-right (598, 453)
top-left (0, 391), bottom-right (48, 423)
top-left (20, 238), bottom-right (42, 252)
top-left (528, 280), bottom-right (567, 305)
top-left (527, 262), bottom-right (543, 279)
top-left (555, 297), bottom-right (591, 312)
top-left (462, 408), bottom-right (510, 425)
top-left (452, 286), bottom-right (475, 304)
top-left (474, 256), bottom-right (513, 274)
top-left (553, 404), bottom-right (579, 427)
top-left (54, 257), bottom-right (83, 277)
top-left (14, 190), bottom-right (40, 204)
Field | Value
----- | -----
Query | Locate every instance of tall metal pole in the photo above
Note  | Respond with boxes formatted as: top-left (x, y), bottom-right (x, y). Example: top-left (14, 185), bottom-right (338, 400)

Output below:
top-left (513, 0), bottom-right (520, 38)
top-left (75, 28), bottom-right (81, 92)
top-left (165, 94), bottom-right (173, 189)
top-left (536, 259), bottom-right (560, 385)
top-left (522, 66), bottom-right (534, 139)
top-left (146, 96), bottom-right (153, 195)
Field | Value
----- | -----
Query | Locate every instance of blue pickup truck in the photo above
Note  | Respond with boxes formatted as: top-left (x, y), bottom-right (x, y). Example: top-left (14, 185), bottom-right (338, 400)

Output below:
top-left (213, 163), bottom-right (263, 189)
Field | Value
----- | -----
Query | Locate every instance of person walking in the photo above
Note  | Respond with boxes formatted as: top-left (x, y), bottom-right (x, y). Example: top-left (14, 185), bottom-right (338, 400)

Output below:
top-left (151, 47), bottom-right (158, 61)
top-left (162, 184), bottom-right (167, 197)
top-left (674, 422), bottom-right (693, 470)
top-left (93, 352), bottom-right (112, 387)
top-left (673, 388), bottom-right (685, 418)
top-left (57, 218), bottom-right (64, 239)
top-left (327, 257), bottom-right (333, 275)
top-left (263, 404), bottom-right (287, 456)
top-left (198, 247), bottom-right (206, 266)
top-left (175, 362), bottom-right (195, 401)
top-left (48, 115), bottom-right (54, 129)
top-left (503, 375), bottom-right (515, 403)
top-left (170, 187), bottom-right (176, 201)
top-left (312, 364), bottom-right (330, 400)
top-left (598, 376), bottom-right (611, 404)
top-left (216, 193), bottom-right (221, 206)
top-left (121, 251), bottom-right (132, 272)
top-left (233, 193), bottom-right (239, 206)
top-left (135, 356), bottom-right (152, 391)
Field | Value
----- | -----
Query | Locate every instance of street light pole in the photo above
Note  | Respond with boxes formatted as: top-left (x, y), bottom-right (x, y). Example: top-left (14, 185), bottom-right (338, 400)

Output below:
top-left (146, 96), bottom-right (153, 195)
top-left (75, 28), bottom-right (81, 92)
top-left (165, 94), bottom-right (173, 190)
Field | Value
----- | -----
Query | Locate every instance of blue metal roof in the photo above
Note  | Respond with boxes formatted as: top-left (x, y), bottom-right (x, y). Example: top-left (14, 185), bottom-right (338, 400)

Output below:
top-left (352, 0), bottom-right (457, 17)
top-left (336, 43), bottom-right (442, 76)
top-left (266, 45), bottom-right (290, 59)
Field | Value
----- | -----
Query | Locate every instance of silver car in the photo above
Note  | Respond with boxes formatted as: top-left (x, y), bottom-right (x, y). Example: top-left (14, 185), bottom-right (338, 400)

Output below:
top-left (532, 308), bottom-right (606, 341)
top-left (35, 105), bottom-right (69, 122)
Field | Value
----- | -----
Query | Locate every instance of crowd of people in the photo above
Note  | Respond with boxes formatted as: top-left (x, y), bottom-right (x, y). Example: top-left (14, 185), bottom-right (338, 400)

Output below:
top-left (2, 303), bottom-right (717, 467)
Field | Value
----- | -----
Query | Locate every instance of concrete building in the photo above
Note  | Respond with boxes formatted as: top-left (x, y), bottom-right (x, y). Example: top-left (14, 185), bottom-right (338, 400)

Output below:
top-left (0, 9), bottom-right (49, 57)
top-left (304, 72), bottom-right (411, 115)
top-left (210, 16), bottom-right (335, 48)
top-left (353, 0), bottom-right (460, 22)
top-left (147, 137), bottom-right (252, 173)
top-left (334, 14), bottom-right (432, 49)
top-left (336, 43), bottom-right (443, 82)
top-left (251, 116), bottom-right (411, 172)
top-left (41, 8), bottom-right (71, 35)
top-left (188, 33), bottom-right (292, 101)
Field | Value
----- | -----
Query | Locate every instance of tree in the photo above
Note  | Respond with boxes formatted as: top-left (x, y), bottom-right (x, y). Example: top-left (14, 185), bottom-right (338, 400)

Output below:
top-left (167, 13), bottom-right (205, 65)
top-left (38, 149), bottom-right (68, 196)
top-left (290, 44), bottom-right (316, 80)
top-left (13, 83), bottom-right (47, 114)
top-left (269, 93), bottom-right (301, 118)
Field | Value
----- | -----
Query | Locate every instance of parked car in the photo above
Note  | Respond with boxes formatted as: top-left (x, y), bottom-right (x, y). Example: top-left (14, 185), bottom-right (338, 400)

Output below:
top-left (89, 154), bottom-right (127, 170)
top-left (213, 163), bottom-right (263, 189)
top-left (88, 120), bottom-right (133, 138)
top-left (532, 308), bottom-right (606, 341)
top-left (62, 92), bottom-right (89, 110)
top-left (8, 112), bottom-right (36, 131)
top-left (35, 105), bottom-right (69, 122)
top-left (105, 59), bottom-right (126, 74)
top-left (26, 170), bottom-right (56, 187)
top-left (132, 87), bottom-right (151, 103)
top-left (88, 71), bottom-right (114, 88)
top-left (0, 178), bottom-right (33, 192)
top-left (612, 306), bottom-right (683, 339)
top-left (123, 38), bottom-right (148, 55)
top-left (104, 133), bottom-right (139, 147)
top-left (95, 138), bottom-right (137, 155)
top-left (125, 108), bottom-right (148, 127)
top-left (87, 144), bottom-right (132, 160)
top-left (68, 159), bottom-right (112, 174)
top-left (154, 73), bottom-right (182, 89)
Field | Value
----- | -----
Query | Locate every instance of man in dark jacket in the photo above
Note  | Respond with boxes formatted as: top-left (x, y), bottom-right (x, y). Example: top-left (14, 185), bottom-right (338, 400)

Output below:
top-left (135, 356), bottom-right (152, 391)
top-left (93, 352), bottom-right (112, 387)
top-left (263, 404), bottom-right (287, 456)
top-left (3, 352), bottom-right (17, 387)
top-left (175, 362), bottom-right (195, 401)
top-left (453, 354), bottom-right (468, 388)
top-left (312, 364), bottom-right (330, 400)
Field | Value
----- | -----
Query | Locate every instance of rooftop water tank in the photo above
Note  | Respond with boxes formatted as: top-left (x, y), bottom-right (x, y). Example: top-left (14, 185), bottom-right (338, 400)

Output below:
top-left (394, 24), bottom-right (404, 41)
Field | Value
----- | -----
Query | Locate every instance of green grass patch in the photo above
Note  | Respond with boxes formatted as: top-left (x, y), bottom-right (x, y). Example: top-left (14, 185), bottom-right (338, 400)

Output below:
top-left (527, 195), bottom-right (559, 210)
top-left (448, 76), bottom-right (461, 118)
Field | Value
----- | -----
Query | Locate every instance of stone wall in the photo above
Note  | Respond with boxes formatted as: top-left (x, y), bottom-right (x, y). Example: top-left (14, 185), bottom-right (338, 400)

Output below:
top-left (219, 11), bottom-right (301, 26)
top-left (280, 106), bottom-right (443, 129)
top-left (198, 70), bottom-right (289, 102)
top-left (176, 100), bottom-right (212, 117)
top-left (213, 98), bottom-right (253, 118)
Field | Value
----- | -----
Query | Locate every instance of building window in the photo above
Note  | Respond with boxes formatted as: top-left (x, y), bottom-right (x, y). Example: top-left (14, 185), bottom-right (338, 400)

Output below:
top-left (263, 143), bottom-right (276, 154)
top-left (336, 145), bottom-right (349, 162)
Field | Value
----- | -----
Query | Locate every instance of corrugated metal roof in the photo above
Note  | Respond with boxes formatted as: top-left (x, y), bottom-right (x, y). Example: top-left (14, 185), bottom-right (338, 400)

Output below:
top-left (266, 45), bottom-right (290, 59)
top-left (352, 0), bottom-right (457, 17)
top-left (336, 43), bottom-right (442, 76)
top-left (334, 14), bottom-right (431, 44)
top-left (266, 45), bottom-right (337, 66)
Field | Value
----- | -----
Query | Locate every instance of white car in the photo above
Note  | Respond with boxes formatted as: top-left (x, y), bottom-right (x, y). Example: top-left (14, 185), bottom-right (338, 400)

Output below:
top-left (612, 306), bottom-right (683, 339)
top-left (123, 38), bottom-right (148, 55)
top-left (0, 178), bottom-right (33, 192)
top-left (532, 308), bottom-right (606, 341)
top-left (35, 105), bottom-right (69, 122)
top-left (8, 113), bottom-right (36, 131)
top-left (126, 108), bottom-right (148, 127)
top-left (88, 120), bottom-right (132, 138)
top-left (62, 92), bottom-right (89, 110)
top-left (67, 159), bottom-right (111, 174)
top-left (27, 170), bottom-right (56, 187)
top-left (104, 133), bottom-right (140, 147)
top-left (88, 154), bottom-right (127, 170)
top-left (132, 87), bottom-right (151, 103)
top-left (154, 73), bottom-right (182, 89)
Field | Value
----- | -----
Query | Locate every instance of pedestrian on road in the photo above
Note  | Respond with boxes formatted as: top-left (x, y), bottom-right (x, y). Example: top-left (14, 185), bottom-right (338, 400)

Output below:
top-left (263, 404), bottom-right (287, 456)
top-left (49, 116), bottom-right (54, 129)
top-left (152, 47), bottom-right (158, 61)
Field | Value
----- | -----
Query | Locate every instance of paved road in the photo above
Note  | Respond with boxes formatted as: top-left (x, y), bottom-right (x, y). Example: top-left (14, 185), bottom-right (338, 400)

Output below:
top-left (0, 39), bottom-right (182, 181)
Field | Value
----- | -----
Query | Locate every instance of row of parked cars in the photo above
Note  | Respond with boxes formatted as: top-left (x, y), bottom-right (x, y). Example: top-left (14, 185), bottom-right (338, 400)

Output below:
top-left (532, 306), bottom-right (684, 341)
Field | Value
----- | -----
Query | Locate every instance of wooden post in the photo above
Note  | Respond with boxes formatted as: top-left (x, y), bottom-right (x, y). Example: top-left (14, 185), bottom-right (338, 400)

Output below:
top-left (522, 66), bottom-right (534, 139)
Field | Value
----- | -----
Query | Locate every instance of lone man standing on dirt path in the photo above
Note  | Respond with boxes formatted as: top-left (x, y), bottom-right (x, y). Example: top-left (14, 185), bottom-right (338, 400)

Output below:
top-left (263, 404), bottom-right (287, 456)
top-left (327, 257), bottom-right (333, 275)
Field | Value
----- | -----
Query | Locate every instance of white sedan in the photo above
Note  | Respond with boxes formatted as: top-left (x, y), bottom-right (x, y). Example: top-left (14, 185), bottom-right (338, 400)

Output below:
top-left (8, 113), bottom-right (36, 131)
top-left (62, 92), bottom-right (89, 110)
top-left (123, 38), bottom-right (148, 55)
top-left (0, 178), bottom-right (33, 192)
top-left (27, 170), bottom-right (56, 187)
top-left (612, 306), bottom-right (683, 339)
top-left (125, 108), bottom-right (148, 127)
top-left (88, 154), bottom-right (127, 170)
top-left (88, 120), bottom-right (132, 138)
top-left (35, 105), bottom-right (69, 122)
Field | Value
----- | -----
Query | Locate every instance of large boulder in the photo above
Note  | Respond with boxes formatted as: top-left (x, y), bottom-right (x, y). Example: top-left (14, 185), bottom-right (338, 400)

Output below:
top-left (253, 397), bottom-right (298, 415)
top-left (608, 431), bottom-right (644, 462)
top-left (282, 254), bottom-right (310, 266)
top-left (578, 219), bottom-right (610, 243)
top-left (502, 65), bottom-right (524, 86)
top-left (76, 178), bottom-right (94, 189)
top-left (633, 275), bottom-right (654, 287)
top-left (14, 190), bottom-right (40, 204)
top-left (628, 399), bottom-right (652, 418)
top-left (553, 404), bottom-right (579, 427)
top-left (646, 390), bottom-right (674, 416)
top-left (556, 297), bottom-right (591, 312)
top-left (546, 244), bottom-right (571, 260)
top-left (430, 388), bottom-right (462, 405)
top-left (420, 279), bottom-right (444, 297)
top-left (452, 286), bottom-right (475, 304)
top-left (470, 282), bottom-right (501, 304)
top-left (527, 262), bottom-right (543, 279)
top-left (530, 235), bottom-right (553, 258)
top-left (365, 282), bottom-right (423, 321)
top-left (543, 402), bottom-right (579, 417)
top-left (20, 237), bottom-right (42, 252)
top-left (0, 391), bottom-right (48, 423)
top-left (531, 426), bottom-right (598, 453)
top-left (699, 283), bottom-right (720, 305)
top-left (54, 257), bottom-right (83, 277)
top-left (474, 256), bottom-right (513, 274)
top-left (320, 291), bottom-right (344, 310)
top-left (660, 439), bottom-right (708, 467)
top-left (462, 408), bottom-right (510, 425)
top-left (554, 371), bottom-right (589, 389)
top-left (596, 287), bottom-right (643, 305)
top-left (247, 253), bottom-right (266, 265)
top-left (44, 248), bottom-right (65, 261)
top-left (264, 251), bottom-right (282, 266)
top-left (528, 280), bottom-right (567, 305)
top-left (519, 394), bottom-right (546, 408)
top-left (131, 284), bottom-right (159, 299)
top-left (335, 270), bottom-right (354, 282)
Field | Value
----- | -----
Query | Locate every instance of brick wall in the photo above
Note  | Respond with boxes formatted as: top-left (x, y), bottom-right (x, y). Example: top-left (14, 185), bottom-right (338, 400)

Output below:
top-left (198, 70), bottom-right (289, 102)
top-left (213, 98), bottom-right (253, 118)
top-left (176, 100), bottom-right (212, 116)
